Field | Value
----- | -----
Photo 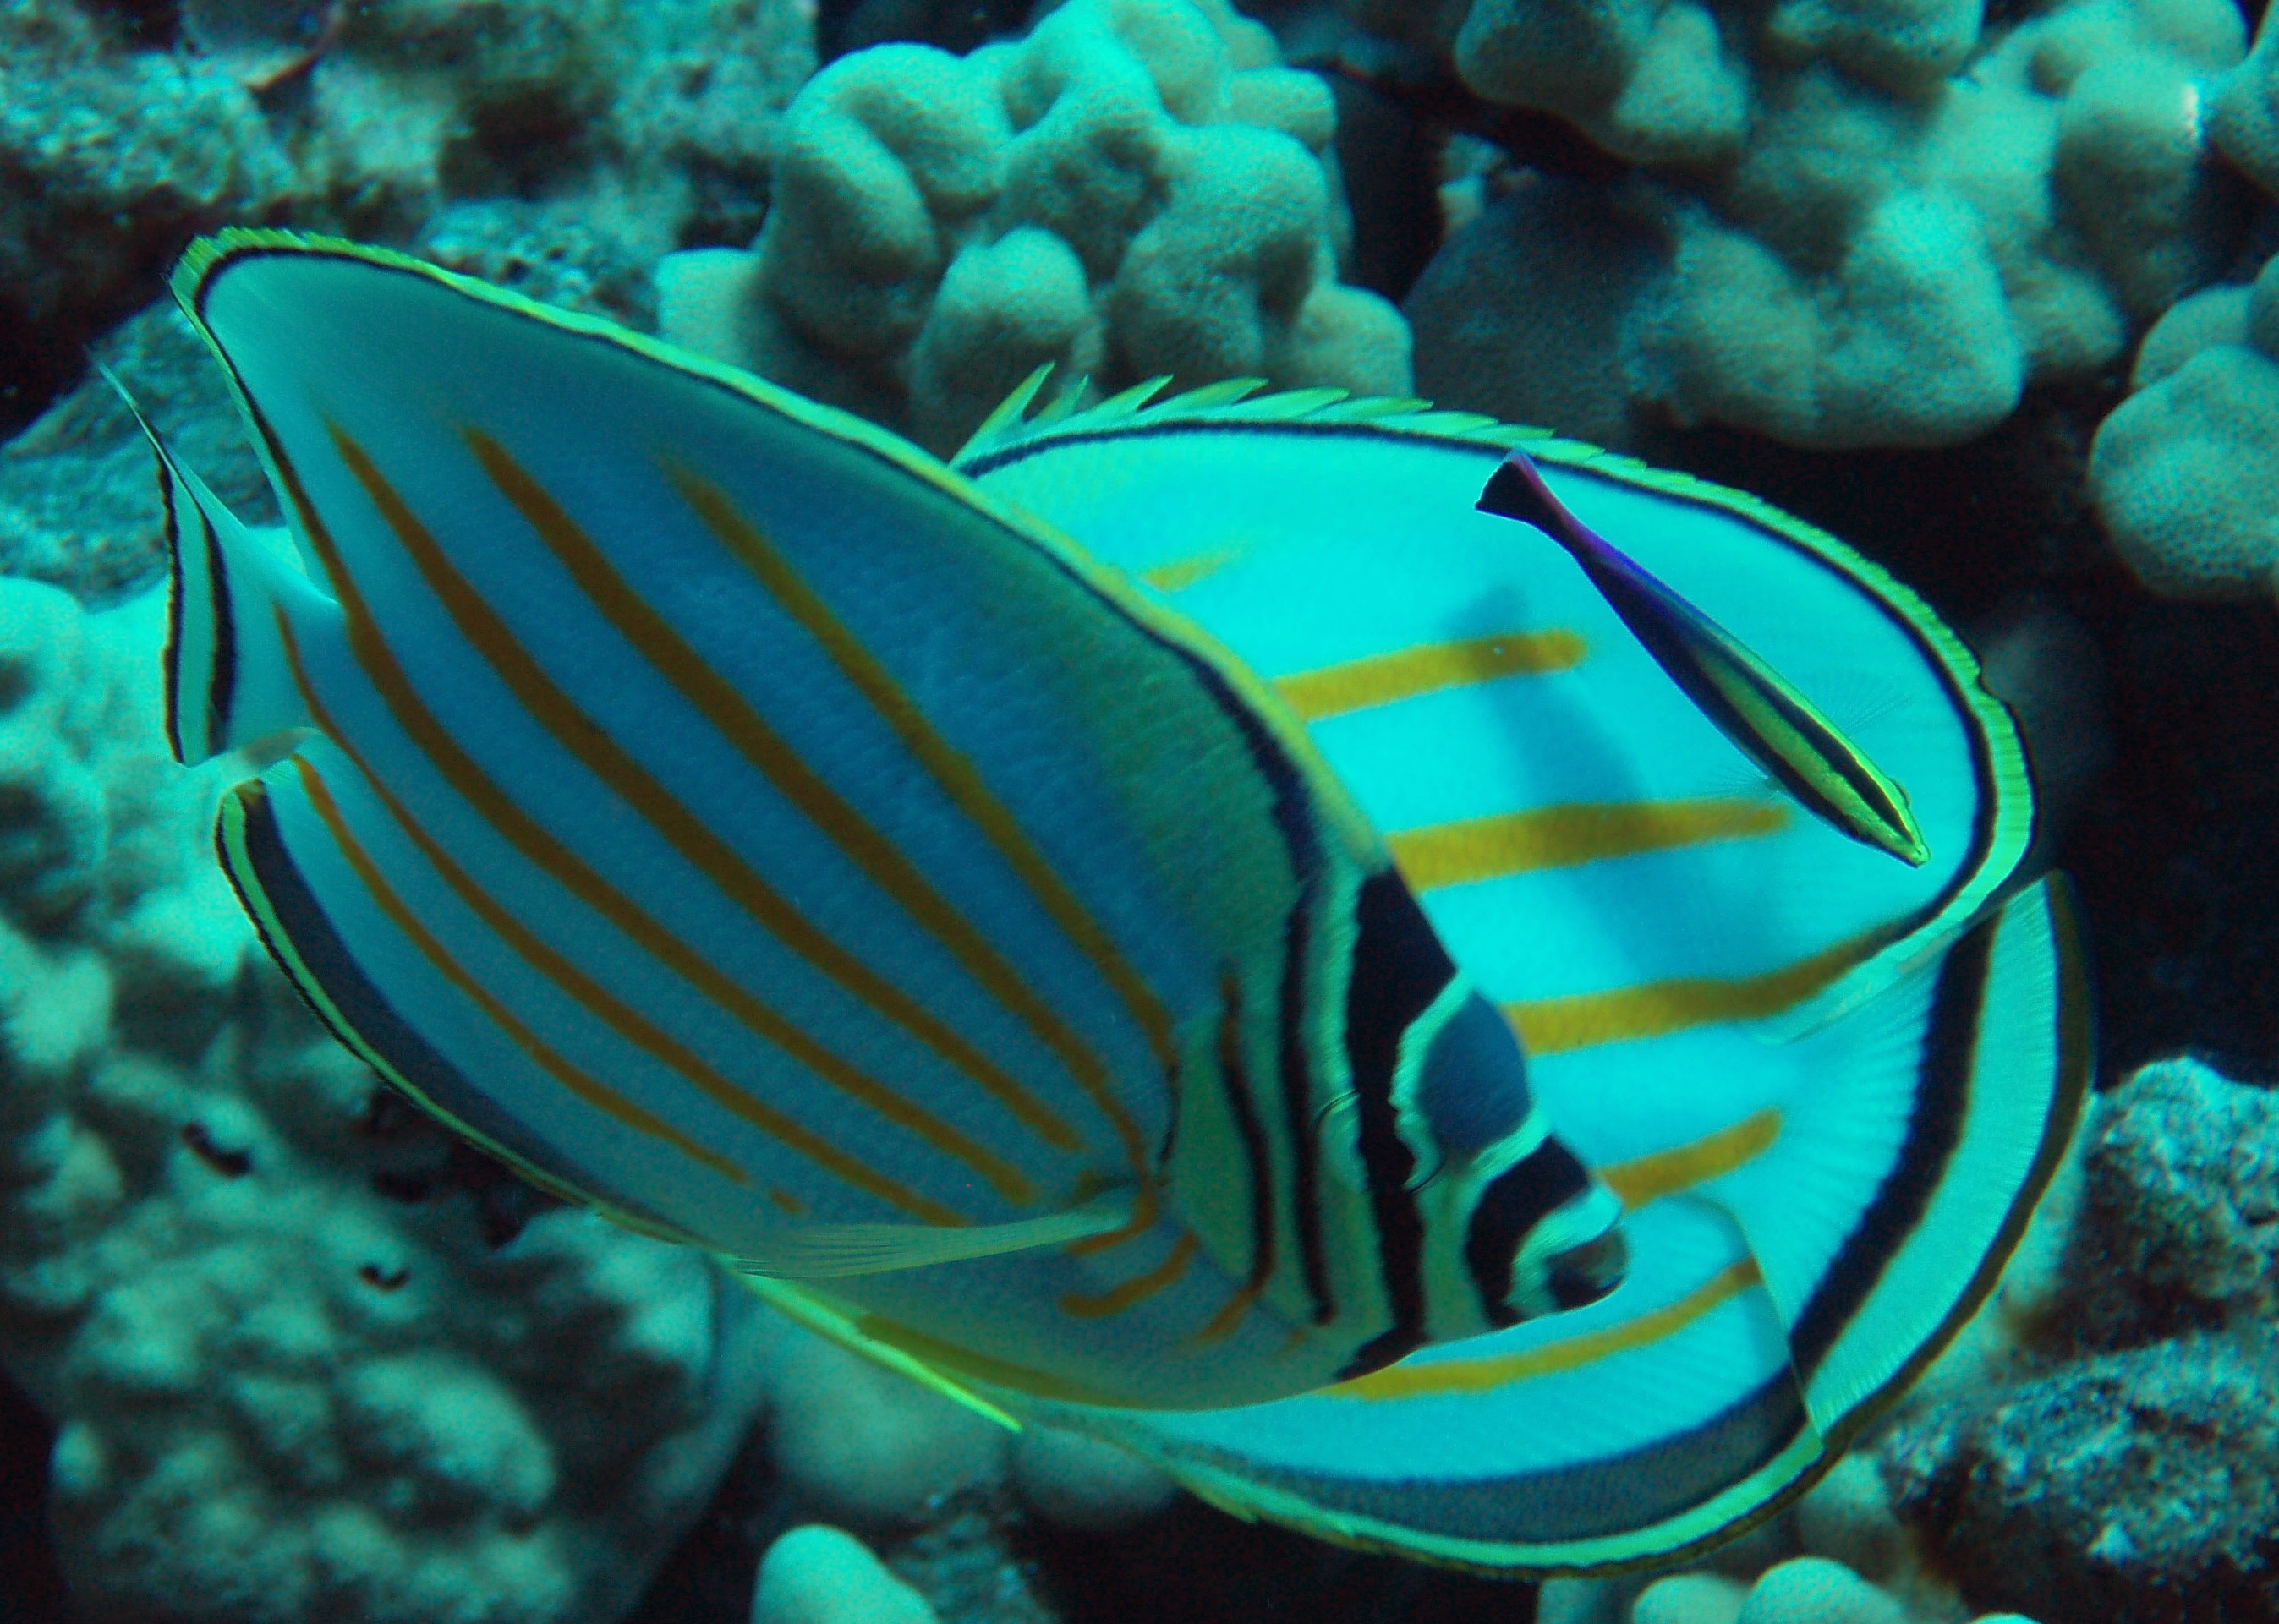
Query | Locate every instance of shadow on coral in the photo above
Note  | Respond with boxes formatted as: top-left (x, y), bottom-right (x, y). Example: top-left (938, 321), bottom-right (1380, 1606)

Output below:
top-left (0, 1369), bottom-right (68, 1624)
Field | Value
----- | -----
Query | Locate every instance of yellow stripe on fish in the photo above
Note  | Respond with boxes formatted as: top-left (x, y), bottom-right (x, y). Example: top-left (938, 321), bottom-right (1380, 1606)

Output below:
top-left (145, 233), bottom-right (2080, 1578)
top-left (1274, 630), bottom-right (1587, 721)
top-left (1388, 797), bottom-right (1789, 892)
top-left (940, 373), bottom-right (2075, 1574)
top-left (274, 614), bottom-right (994, 1223)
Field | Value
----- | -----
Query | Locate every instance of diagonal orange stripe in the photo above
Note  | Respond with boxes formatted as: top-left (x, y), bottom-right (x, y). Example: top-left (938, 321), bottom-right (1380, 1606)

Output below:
top-left (1275, 631), bottom-right (1586, 723)
top-left (279, 616), bottom-right (989, 1224)
top-left (287, 756), bottom-right (748, 1185)
top-left (1140, 547), bottom-right (1244, 593)
top-left (663, 458), bottom-right (1168, 1248)
top-left (1059, 1231), bottom-right (1199, 1319)
top-left (263, 424), bottom-right (1028, 1203)
top-left (326, 423), bottom-right (1075, 1184)
top-left (1505, 932), bottom-right (1880, 1056)
top-left (468, 429), bottom-right (1089, 1155)
top-left (1390, 797), bottom-right (1788, 893)
top-left (1328, 1260), bottom-right (1762, 1400)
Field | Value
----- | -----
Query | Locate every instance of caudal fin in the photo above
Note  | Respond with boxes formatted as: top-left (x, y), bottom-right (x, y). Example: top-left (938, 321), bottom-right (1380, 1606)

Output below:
top-left (111, 375), bottom-right (331, 766)
top-left (1698, 874), bottom-right (2091, 1439)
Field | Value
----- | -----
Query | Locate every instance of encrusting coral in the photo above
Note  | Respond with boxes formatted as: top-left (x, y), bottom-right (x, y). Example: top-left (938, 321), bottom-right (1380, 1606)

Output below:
top-left (1398, 0), bottom-right (2247, 451)
top-left (1871, 1056), bottom-right (2279, 1622)
top-left (0, 578), bottom-right (775, 1624)
top-left (0, 0), bottom-right (811, 435)
top-left (655, 0), bottom-right (1413, 454)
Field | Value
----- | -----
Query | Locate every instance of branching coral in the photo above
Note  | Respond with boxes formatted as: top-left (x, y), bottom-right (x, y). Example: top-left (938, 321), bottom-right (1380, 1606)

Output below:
top-left (655, 0), bottom-right (1411, 454)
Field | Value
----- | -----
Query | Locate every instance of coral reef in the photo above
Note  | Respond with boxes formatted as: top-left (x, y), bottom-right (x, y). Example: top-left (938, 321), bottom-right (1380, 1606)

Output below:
top-left (0, 577), bottom-right (774, 1624)
top-left (1885, 1329), bottom-right (2279, 1622)
top-left (0, 301), bottom-right (275, 606)
top-left (655, 0), bottom-right (1411, 453)
top-left (751, 1525), bottom-right (939, 1624)
top-left (1876, 1057), bottom-right (2279, 1623)
top-left (2211, 10), bottom-right (2279, 197)
top-left (2088, 249), bottom-right (2279, 601)
top-left (1400, 0), bottom-right (2247, 451)
top-left (3, 0), bottom-right (2279, 1616)
top-left (1535, 1454), bottom-right (2044, 1624)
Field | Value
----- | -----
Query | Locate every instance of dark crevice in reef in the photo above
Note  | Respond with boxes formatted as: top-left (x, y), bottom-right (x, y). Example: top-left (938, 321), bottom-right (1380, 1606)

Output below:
top-left (0, 1370), bottom-right (68, 1623)
top-left (1017, 1496), bottom-right (1533, 1624)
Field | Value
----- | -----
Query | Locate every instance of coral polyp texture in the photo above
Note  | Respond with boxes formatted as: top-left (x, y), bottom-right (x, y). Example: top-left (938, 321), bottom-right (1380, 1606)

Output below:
top-left (655, 0), bottom-right (1413, 454)
top-left (1400, 0), bottom-right (2247, 451)
top-left (1873, 1057), bottom-right (2279, 1622)
top-left (0, 578), bottom-right (771, 1624)
top-left (2087, 250), bottom-right (2279, 603)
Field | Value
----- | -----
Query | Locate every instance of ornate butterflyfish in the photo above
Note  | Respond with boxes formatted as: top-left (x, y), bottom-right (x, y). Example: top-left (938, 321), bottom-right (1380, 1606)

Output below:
top-left (1476, 446), bottom-right (1932, 868)
top-left (136, 229), bottom-right (1628, 1413)
top-left (734, 375), bottom-right (2087, 1573)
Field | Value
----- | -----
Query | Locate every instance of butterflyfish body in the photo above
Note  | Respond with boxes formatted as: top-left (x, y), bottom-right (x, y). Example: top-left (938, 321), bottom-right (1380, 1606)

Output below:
top-left (1476, 447), bottom-right (1933, 868)
top-left (139, 230), bottom-right (1624, 1413)
top-left (145, 232), bottom-right (2087, 1577)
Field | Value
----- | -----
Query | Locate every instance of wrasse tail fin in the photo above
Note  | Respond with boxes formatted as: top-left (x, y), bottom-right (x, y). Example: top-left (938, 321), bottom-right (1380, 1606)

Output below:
top-left (109, 370), bottom-right (333, 768)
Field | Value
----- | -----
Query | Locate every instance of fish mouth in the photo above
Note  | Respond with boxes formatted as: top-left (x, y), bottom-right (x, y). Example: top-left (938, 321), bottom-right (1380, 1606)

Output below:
top-left (1543, 1228), bottom-right (1627, 1310)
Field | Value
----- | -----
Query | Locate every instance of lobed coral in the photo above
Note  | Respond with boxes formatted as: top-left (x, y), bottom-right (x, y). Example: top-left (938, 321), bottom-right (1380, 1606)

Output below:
top-left (655, 0), bottom-right (1412, 454)
top-left (0, 577), bottom-right (774, 1624)
top-left (2088, 247), bottom-right (2279, 602)
top-left (1399, 0), bottom-right (2247, 451)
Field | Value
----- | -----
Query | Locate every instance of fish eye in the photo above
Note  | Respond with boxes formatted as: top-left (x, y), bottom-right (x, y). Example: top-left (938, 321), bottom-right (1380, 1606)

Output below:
top-left (1541, 1227), bottom-right (1627, 1311)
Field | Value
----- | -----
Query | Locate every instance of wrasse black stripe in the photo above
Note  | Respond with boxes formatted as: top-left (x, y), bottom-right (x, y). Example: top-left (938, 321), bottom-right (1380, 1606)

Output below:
top-left (1668, 649), bottom-right (1906, 848)
top-left (1339, 870), bottom-right (1449, 1377)
top-left (1788, 909), bottom-right (1991, 1379)
top-left (1462, 1141), bottom-right (1591, 1329)
top-left (1217, 971), bottom-right (1278, 1309)
top-left (201, 504), bottom-right (238, 752)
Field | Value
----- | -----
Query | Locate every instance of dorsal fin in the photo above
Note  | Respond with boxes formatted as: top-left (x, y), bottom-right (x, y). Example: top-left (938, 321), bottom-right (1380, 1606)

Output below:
top-left (950, 368), bottom-right (1559, 472)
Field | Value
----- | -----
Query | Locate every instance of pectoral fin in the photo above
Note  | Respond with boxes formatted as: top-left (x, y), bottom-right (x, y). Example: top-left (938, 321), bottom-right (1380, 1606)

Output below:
top-left (725, 1192), bottom-right (1138, 1280)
